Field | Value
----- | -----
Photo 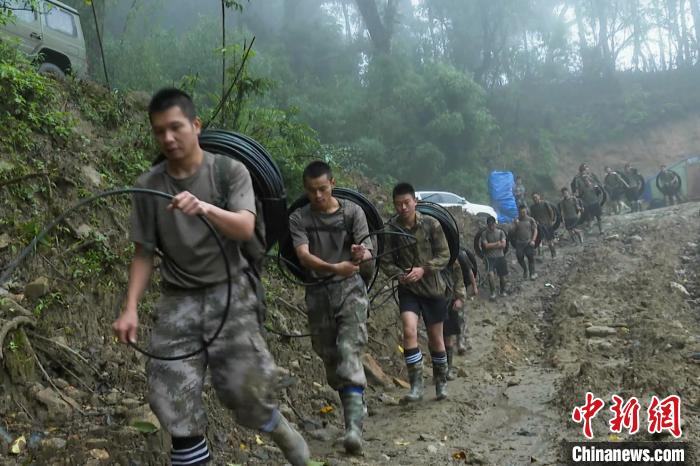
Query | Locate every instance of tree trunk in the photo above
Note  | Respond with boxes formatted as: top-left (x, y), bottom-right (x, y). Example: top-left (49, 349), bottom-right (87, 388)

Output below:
top-left (575, 1), bottom-right (592, 76)
top-left (689, 0), bottom-right (700, 58)
top-left (341, 0), bottom-right (353, 42)
top-left (355, 0), bottom-right (396, 54)
top-left (632, 0), bottom-right (642, 70)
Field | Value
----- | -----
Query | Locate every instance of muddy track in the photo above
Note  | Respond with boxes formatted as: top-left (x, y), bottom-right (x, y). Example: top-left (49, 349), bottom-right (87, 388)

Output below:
top-left (312, 202), bottom-right (700, 465)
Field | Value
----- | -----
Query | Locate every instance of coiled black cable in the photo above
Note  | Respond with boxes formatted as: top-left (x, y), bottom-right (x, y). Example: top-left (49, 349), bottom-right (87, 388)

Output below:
top-left (656, 169), bottom-right (682, 195)
top-left (622, 172), bottom-right (645, 201)
top-left (199, 130), bottom-right (288, 250)
top-left (415, 201), bottom-right (460, 267)
top-left (278, 188), bottom-right (387, 290)
top-left (0, 189), bottom-right (232, 361)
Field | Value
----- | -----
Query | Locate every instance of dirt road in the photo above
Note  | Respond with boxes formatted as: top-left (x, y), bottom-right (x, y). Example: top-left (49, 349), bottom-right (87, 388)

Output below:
top-left (311, 201), bottom-right (700, 465)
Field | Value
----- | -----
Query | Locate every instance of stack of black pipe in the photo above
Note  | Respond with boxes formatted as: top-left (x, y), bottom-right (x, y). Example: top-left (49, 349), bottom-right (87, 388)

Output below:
top-left (199, 130), bottom-right (287, 250)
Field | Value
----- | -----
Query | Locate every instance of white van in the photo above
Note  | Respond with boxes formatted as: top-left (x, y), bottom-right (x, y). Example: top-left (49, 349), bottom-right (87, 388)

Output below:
top-left (0, 0), bottom-right (88, 78)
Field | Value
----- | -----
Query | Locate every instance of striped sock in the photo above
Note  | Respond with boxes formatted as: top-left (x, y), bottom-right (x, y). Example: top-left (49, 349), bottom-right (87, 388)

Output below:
top-left (431, 351), bottom-right (447, 366)
top-left (404, 347), bottom-right (423, 366)
top-left (171, 436), bottom-right (210, 465)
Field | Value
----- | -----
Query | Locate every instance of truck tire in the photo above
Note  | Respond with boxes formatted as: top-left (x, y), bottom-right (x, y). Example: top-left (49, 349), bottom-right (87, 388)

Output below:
top-left (38, 62), bottom-right (66, 80)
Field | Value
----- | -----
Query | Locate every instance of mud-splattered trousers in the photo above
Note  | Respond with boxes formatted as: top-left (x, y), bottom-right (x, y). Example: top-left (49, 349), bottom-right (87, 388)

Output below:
top-left (305, 274), bottom-right (368, 390)
top-left (147, 274), bottom-right (280, 437)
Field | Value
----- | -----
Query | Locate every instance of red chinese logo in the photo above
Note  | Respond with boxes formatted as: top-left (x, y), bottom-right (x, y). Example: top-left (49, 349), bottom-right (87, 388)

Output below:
top-left (572, 392), bottom-right (605, 439)
top-left (572, 393), bottom-right (682, 439)
top-left (647, 395), bottom-right (682, 438)
top-left (609, 395), bottom-right (640, 435)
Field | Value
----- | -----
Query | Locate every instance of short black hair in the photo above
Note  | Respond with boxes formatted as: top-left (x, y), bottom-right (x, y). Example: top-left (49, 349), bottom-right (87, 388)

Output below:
top-left (486, 216), bottom-right (496, 225)
top-left (561, 187), bottom-right (569, 193)
top-left (392, 182), bottom-right (415, 199)
top-left (148, 88), bottom-right (197, 121)
top-left (302, 160), bottom-right (333, 182)
top-left (518, 204), bottom-right (528, 211)
top-left (532, 191), bottom-right (541, 197)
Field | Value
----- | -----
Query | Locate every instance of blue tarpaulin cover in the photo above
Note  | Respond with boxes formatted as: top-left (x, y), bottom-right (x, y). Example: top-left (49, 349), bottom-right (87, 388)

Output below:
top-left (489, 171), bottom-right (517, 223)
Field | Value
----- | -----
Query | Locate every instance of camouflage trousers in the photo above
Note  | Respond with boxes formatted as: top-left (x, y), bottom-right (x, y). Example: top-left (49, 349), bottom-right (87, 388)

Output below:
top-left (305, 274), bottom-right (368, 390)
top-left (147, 275), bottom-right (279, 437)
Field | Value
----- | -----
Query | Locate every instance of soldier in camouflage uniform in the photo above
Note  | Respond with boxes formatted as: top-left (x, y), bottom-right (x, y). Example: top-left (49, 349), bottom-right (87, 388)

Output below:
top-left (442, 251), bottom-right (474, 380)
top-left (529, 192), bottom-right (557, 258)
top-left (381, 183), bottom-right (451, 402)
top-left (113, 88), bottom-right (309, 466)
top-left (288, 161), bottom-right (373, 456)
top-left (657, 164), bottom-right (682, 206)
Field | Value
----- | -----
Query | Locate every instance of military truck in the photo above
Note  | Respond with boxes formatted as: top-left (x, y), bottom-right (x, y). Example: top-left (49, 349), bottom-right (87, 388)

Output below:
top-left (0, 0), bottom-right (88, 79)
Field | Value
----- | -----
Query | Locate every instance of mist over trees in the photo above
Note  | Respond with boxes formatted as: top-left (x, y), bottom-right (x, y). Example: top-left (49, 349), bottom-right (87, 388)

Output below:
top-left (61, 0), bottom-right (700, 200)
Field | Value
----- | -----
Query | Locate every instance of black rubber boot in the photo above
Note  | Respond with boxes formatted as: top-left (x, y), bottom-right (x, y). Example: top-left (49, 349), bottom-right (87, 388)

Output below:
top-left (400, 360), bottom-right (424, 404)
top-left (434, 362), bottom-right (448, 400)
top-left (340, 390), bottom-right (364, 455)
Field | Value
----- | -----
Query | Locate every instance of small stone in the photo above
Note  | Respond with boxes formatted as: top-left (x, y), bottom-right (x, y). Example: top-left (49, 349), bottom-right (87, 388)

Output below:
top-left (34, 388), bottom-right (73, 420)
top-left (86, 439), bottom-right (109, 449)
top-left (104, 391), bottom-right (120, 405)
top-left (121, 398), bottom-right (140, 409)
top-left (24, 277), bottom-right (50, 300)
top-left (76, 224), bottom-right (93, 238)
top-left (427, 444), bottom-right (438, 454)
top-left (605, 234), bottom-right (620, 241)
top-left (378, 392), bottom-right (399, 406)
top-left (54, 378), bottom-right (69, 390)
top-left (81, 165), bottom-right (102, 187)
top-left (680, 256), bottom-right (693, 263)
top-left (670, 282), bottom-right (690, 296)
top-left (289, 360), bottom-right (300, 370)
top-left (40, 437), bottom-right (67, 449)
top-left (0, 233), bottom-right (10, 250)
top-left (361, 353), bottom-right (392, 387)
top-left (381, 454), bottom-right (391, 461)
top-left (64, 386), bottom-right (88, 402)
top-left (392, 377), bottom-right (410, 389)
top-left (507, 379), bottom-right (520, 387)
top-left (587, 339), bottom-right (614, 351)
top-left (419, 433), bottom-right (437, 442)
top-left (568, 302), bottom-right (584, 317)
top-left (89, 448), bottom-right (109, 460)
top-left (630, 235), bottom-right (643, 242)
top-left (457, 367), bottom-right (469, 378)
top-left (585, 326), bottom-right (617, 337)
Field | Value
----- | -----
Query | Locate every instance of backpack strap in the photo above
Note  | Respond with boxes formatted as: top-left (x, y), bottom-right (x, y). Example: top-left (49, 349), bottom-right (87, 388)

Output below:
top-left (214, 153), bottom-right (231, 209)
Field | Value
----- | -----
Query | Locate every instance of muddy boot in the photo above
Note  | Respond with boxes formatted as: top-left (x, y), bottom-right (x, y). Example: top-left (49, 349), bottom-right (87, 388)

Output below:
top-left (340, 389), bottom-right (364, 455)
top-left (549, 244), bottom-right (556, 258)
top-left (434, 362), bottom-right (448, 400)
top-left (446, 347), bottom-right (457, 380)
top-left (400, 360), bottom-right (424, 404)
top-left (269, 413), bottom-right (310, 466)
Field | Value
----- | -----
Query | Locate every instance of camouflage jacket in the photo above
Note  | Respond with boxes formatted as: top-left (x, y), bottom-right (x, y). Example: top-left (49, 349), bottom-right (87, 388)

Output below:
top-left (448, 260), bottom-right (467, 302)
top-left (381, 212), bottom-right (450, 298)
